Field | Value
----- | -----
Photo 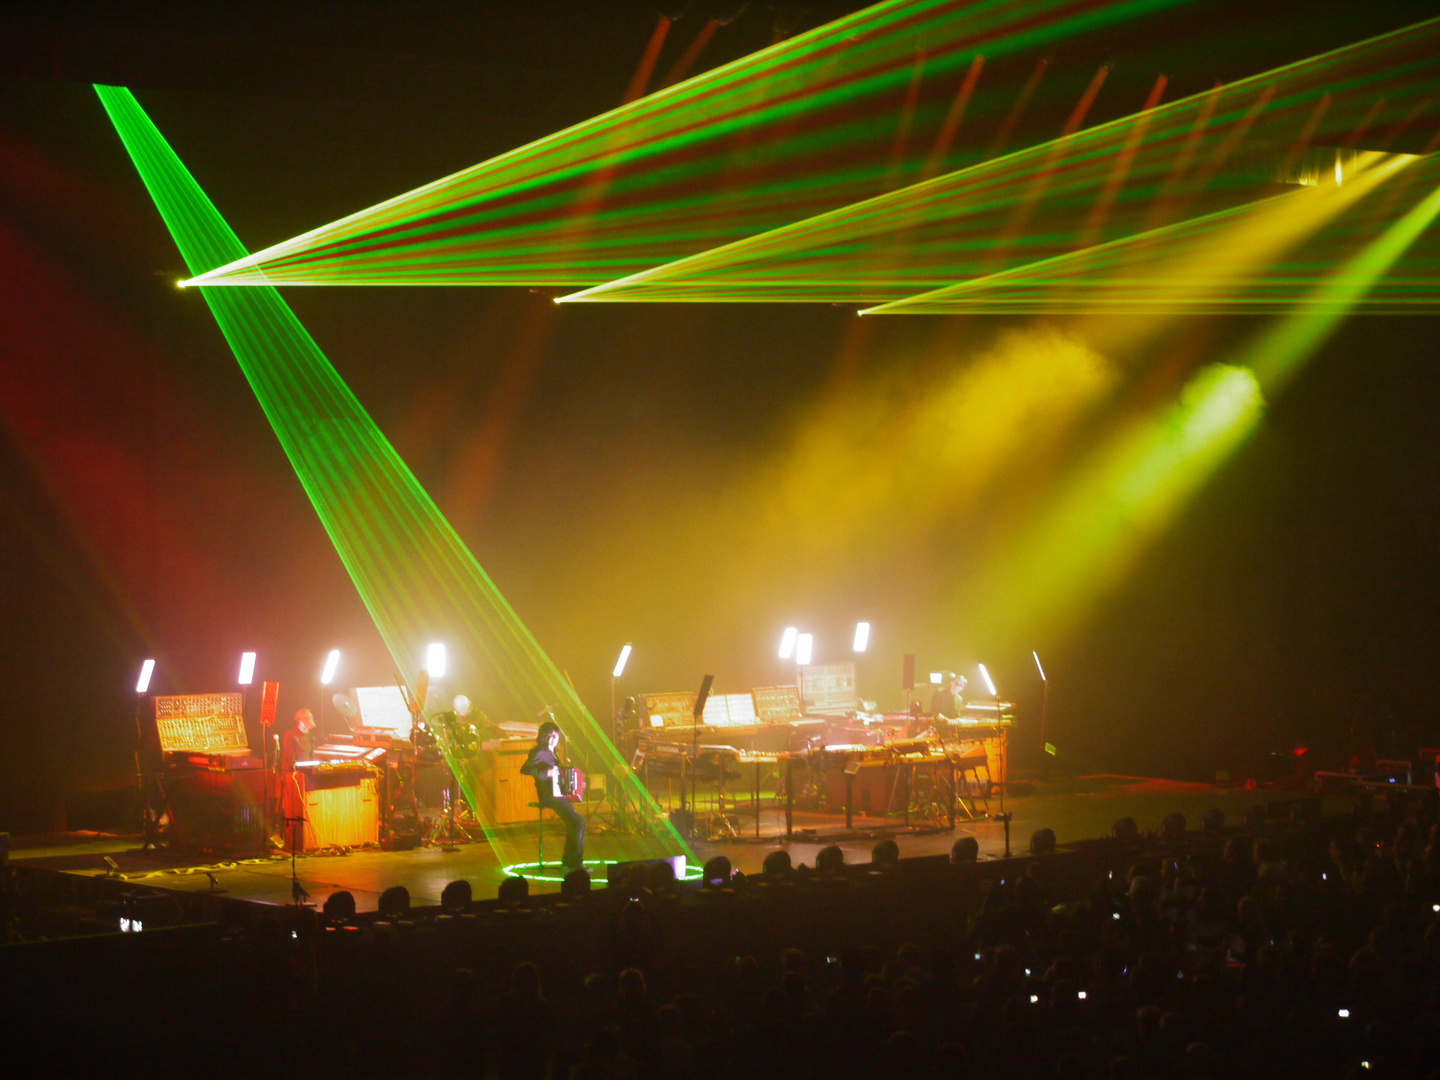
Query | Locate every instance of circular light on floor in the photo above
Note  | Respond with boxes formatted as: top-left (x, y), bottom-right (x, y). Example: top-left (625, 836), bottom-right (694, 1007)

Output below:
top-left (500, 859), bottom-right (703, 884)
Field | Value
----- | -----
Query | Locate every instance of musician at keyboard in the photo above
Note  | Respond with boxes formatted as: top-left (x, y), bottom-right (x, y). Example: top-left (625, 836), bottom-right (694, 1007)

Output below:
top-left (519, 719), bottom-right (585, 872)
top-left (929, 674), bottom-right (967, 719)
top-left (276, 708), bottom-right (316, 845)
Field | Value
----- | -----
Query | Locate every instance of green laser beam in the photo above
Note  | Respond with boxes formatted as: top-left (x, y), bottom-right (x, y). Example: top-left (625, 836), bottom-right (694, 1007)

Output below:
top-left (1248, 165), bottom-right (1440, 392)
top-left (95, 84), bottom-right (692, 868)
top-left (863, 151), bottom-right (1437, 314)
top-left (563, 16), bottom-right (1440, 305)
top-left (184, 0), bottom-right (1203, 288)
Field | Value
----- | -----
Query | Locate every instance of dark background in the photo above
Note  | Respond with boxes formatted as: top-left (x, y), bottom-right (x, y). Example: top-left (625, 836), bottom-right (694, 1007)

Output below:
top-left (2, 0), bottom-right (1437, 832)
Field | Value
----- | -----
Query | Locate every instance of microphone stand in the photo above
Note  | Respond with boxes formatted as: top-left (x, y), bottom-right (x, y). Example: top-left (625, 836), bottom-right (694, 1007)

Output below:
top-left (1039, 676), bottom-right (1050, 751)
top-left (132, 695), bottom-right (158, 851)
top-left (409, 716), bottom-right (421, 825)
top-left (268, 732), bottom-right (281, 851)
top-left (438, 771), bottom-right (462, 851)
top-left (395, 674), bottom-right (424, 840)
top-left (691, 716), bottom-right (701, 841)
top-left (994, 690), bottom-right (1005, 816)
top-left (287, 807), bottom-right (311, 905)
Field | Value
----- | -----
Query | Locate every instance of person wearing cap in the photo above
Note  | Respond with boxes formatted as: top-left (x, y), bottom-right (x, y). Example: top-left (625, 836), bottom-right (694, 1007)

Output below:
top-left (277, 708), bottom-right (316, 848)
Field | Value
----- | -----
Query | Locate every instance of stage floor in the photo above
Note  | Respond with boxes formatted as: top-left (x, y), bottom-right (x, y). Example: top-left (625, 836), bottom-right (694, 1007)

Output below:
top-left (12, 775), bottom-right (1319, 913)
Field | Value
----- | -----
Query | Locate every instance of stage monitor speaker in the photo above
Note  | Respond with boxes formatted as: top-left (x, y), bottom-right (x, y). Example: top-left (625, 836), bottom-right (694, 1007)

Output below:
top-left (693, 675), bottom-right (714, 721)
top-left (902, 654), bottom-right (915, 693)
top-left (607, 854), bottom-right (687, 886)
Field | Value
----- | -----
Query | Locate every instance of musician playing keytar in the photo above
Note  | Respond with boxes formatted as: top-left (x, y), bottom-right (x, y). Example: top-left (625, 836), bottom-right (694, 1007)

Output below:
top-left (519, 719), bottom-right (585, 873)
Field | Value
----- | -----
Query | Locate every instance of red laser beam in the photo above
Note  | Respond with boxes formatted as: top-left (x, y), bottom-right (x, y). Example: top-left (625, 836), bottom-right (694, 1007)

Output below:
top-left (885, 50), bottom-right (928, 189)
top-left (987, 57), bottom-right (1050, 159)
top-left (1075, 74), bottom-right (1168, 249)
top-left (623, 17), bottom-right (674, 104)
top-left (1059, 64), bottom-right (1109, 139)
top-left (921, 54), bottom-right (985, 181)
top-left (660, 19), bottom-right (719, 88)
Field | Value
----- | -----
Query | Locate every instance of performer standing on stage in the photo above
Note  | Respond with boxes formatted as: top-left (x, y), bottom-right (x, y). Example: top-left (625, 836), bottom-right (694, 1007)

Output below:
top-left (280, 708), bottom-right (316, 771)
top-left (519, 719), bottom-right (585, 872)
top-left (276, 708), bottom-right (316, 847)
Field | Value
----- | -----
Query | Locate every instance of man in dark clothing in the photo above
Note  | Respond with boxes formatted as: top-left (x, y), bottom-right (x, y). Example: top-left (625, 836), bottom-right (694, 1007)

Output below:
top-left (519, 720), bottom-right (585, 871)
top-left (929, 674), bottom-right (966, 718)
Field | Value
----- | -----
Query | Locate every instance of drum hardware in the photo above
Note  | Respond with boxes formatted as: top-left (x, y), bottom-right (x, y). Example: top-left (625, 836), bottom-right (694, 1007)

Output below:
top-left (697, 749), bottom-right (743, 839)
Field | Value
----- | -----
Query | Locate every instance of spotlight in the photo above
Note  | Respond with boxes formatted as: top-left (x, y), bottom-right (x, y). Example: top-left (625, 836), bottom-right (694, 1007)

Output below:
top-left (320, 649), bottom-right (341, 685)
top-left (322, 891), bottom-right (356, 922)
top-left (377, 885), bottom-right (410, 918)
top-left (796, 633), bottom-right (813, 666)
top-left (853, 621), bottom-right (870, 652)
top-left (613, 644), bottom-right (631, 679)
top-left (238, 651), bottom-right (256, 685)
top-left (440, 880), bottom-right (472, 911)
top-left (930, 672), bottom-right (943, 685)
top-left (498, 876), bottom-right (529, 904)
top-left (135, 659), bottom-right (155, 694)
top-left (561, 868), bottom-right (591, 898)
top-left (778, 627), bottom-right (797, 660)
top-left (761, 850), bottom-right (793, 878)
top-left (949, 836), bottom-right (979, 863)
top-left (427, 642), bottom-right (446, 678)
top-left (702, 855), bottom-right (732, 886)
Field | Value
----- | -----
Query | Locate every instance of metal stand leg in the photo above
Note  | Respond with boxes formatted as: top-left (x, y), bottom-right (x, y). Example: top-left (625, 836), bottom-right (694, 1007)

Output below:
top-left (785, 758), bottom-right (794, 839)
top-left (948, 763), bottom-right (956, 830)
top-left (754, 761), bottom-right (761, 840)
top-left (529, 802), bottom-right (546, 868)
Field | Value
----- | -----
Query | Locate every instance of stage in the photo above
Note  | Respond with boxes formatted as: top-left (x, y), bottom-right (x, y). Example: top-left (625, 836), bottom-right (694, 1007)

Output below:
top-left (12, 774), bottom-right (1320, 915)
